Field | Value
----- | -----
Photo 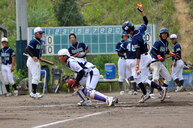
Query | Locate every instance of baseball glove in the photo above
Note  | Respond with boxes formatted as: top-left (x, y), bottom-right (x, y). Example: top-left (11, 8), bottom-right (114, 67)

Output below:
top-left (65, 79), bottom-right (79, 88)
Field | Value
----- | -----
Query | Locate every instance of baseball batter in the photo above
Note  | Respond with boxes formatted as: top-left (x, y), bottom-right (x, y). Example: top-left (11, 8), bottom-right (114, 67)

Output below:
top-left (25, 27), bottom-right (44, 99)
top-left (0, 37), bottom-right (18, 96)
top-left (58, 49), bottom-right (117, 106)
top-left (170, 34), bottom-right (184, 92)
top-left (150, 28), bottom-right (180, 95)
top-left (115, 31), bottom-right (129, 95)
top-left (68, 33), bottom-right (89, 60)
top-left (122, 3), bottom-right (167, 103)
top-left (119, 36), bottom-right (138, 95)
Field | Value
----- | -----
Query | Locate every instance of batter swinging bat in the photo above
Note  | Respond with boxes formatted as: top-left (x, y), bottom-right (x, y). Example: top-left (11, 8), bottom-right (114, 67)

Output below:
top-left (147, 56), bottom-right (171, 67)
top-left (23, 53), bottom-right (54, 65)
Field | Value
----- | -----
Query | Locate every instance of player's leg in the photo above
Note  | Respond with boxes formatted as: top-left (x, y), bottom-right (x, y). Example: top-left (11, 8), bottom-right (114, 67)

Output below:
top-left (130, 59), bottom-right (137, 95)
top-left (84, 68), bottom-right (117, 106)
top-left (7, 65), bottom-right (18, 96)
top-left (160, 63), bottom-right (171, 87)
top-left (126, 60), bottom-right (132, 94)
top-left (177, 60), bottom-right (184, 91)
top-left (171, 61), bottom-right (181, 91)
top-left (2, 65), bottom-right (11, 96)
top-left (118, 58), bottom-right (126, 95)
top-left (27, 58), bottom-right (42, 98)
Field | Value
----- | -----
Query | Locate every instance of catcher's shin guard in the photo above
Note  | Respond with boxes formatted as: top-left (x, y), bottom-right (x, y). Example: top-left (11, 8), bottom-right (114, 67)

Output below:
top-left (76, 86), bottom-right (87, 101)
top-left (84, 88), bottom-right (107, 102)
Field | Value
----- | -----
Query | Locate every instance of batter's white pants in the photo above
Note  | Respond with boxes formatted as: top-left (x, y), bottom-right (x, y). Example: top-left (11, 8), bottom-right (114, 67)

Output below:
top-left (136, 53), bottom-right (152, 85)
top-left (118, 58), bottom-right (129, 82)
top-left (126, 59), bottom-right (136, 82)
top-left (1, 64), bottom-right (15, 85)
top-left (172, 59), bottom-right (184, 81)
top-left (150, 61), bottom-right (171, 85)
top-left (27, 57), bottom-right (41, 85)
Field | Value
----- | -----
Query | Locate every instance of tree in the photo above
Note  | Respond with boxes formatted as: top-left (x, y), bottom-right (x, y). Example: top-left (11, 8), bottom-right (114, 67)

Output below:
top-left (53, 0), bottom-right (86, 26)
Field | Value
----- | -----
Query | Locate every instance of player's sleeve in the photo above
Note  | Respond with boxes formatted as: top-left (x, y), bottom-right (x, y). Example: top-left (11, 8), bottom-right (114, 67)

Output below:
top-left (11, 48), bottom-right (15, 57)
top-left (28, 40), bottom-right (35, 49)
top-left (82, 42), bottom-right (88, 50)
top-left (70, 61), bottom-right (84, 83)
top-left (151, 41), bottom-right (160, 56)
top-left (68, 47), bottom-right (73, 56)
top-left (115, 42), bottom-right (121, 52)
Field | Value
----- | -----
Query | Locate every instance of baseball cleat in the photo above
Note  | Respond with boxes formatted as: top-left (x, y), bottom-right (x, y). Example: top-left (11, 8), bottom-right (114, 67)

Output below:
top-left (30, 92), bottom-right (43, 99)
top-left (120, 91), bottom-right (124, 95)
top-left (77, 100), bottom-right (92, 106)
top-left (113, 97), bottom-right (119, 103)
top-left (150, 93), bottom-right (156, 99)
top-left (138, 94), bottom-right (150, 103)
top-left (175, 86), bottom-right (183, 92)
top-left (106, 97), bottom-right (114, 106)
top-left (160, 87), bottom-right (167, 102)
top-left (6, 93), bottom-right (12, 97)
top-left (133, 91), bottom-right (138, 95)
top-left (14, 90), bottom-right (18, 96)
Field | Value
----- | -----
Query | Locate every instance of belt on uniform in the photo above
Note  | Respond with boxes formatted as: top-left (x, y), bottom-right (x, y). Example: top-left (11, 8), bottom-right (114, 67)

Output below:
top-left (2, 63), bottom-right (11, 65)
top-left (120, 57), bottom-right (126, 59)
top-left (144, 52), bottom-right (148, 55)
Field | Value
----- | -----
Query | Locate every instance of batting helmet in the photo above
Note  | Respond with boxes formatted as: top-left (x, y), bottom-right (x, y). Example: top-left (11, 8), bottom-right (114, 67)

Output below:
top-left (159, 28), bottom-right (169, 37)
top-left (65, 79), bottom-right (78, 88)
top-left (58, 49), bottom-right (70, 56)
top-left (122, 21), bottom-right (134, 34)
top-left (122, 31), bottom-right (129, 38)
top-left (1, 37), bottom-right (8, 43)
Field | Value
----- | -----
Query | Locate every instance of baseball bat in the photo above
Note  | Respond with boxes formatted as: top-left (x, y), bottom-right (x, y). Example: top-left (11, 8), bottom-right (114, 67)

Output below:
top-left (23, 53), bottom-right (54, 66)
top-left (147, 56), bottom-right (171, 67)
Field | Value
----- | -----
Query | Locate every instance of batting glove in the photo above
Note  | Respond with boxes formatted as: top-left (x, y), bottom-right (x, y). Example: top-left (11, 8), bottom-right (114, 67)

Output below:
top-left (174, 54), bottom-right (181, 59)
top-left (157, 55), bottom-right (164, 62)
top-left (135, 66), bottom-right (141, 76)
top-left (137, 3), bottom-right (143, 12)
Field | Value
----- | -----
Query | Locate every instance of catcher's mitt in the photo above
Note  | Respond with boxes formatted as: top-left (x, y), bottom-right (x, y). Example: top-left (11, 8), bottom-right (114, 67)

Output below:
top-left (65, 79), bottom-right (79, 88)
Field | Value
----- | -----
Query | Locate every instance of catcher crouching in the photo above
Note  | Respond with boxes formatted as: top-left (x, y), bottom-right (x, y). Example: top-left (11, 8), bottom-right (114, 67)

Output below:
top-left (58, 49), bottom-right (118, 106)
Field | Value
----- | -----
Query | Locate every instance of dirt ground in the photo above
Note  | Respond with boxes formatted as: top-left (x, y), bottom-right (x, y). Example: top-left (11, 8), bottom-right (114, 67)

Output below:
top-left (1, 91), bottom-right (193, 128)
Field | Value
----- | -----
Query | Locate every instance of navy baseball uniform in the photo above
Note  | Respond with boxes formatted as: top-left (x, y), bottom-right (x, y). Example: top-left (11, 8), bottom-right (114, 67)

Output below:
top-left (0, 37), bottom-right (17, 96)
top-left (68, 42), bottom-right (88, 59)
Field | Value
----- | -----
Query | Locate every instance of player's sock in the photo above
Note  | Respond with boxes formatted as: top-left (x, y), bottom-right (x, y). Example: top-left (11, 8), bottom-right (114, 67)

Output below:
top-left (174, 79), bottom-right (180, 87)
top-left (118, 82), bottom-right (123, 91)
top-left (162, 83), bottom-right (168, 87)
top-left (149, 87), bottom-right (154, 94)
top-left (132, 83), bottom-right (137, 92)
top-left (151, 81), bottom-right (162, 91)
top-left (12, 84), bottom-right (17, 90)
top-left (179, 80), bottom-right (184, 87)
top-left (84, 88), bottom-right (106, 102)
top-left (32, 84), bottom-right (37, 94)
top-left (138, 83), bottom-right (147, 95)
top-left (5, 84), bottom-right (10, 93)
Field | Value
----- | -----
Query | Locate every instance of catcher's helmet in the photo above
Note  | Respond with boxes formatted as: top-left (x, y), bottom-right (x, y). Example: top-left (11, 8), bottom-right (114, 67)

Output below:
top-left (58, 49), bottom-right (70, 56)
top-left (122, 31), bottom-right (129, 38)
top-left (122, 21), bottom-right (134, 34)
top-left (159, 28), bottom-right (169, 37)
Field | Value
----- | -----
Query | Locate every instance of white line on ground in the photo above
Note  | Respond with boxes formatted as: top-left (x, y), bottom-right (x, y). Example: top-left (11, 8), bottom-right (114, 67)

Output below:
top-left (32, 110), bottom-right (115, 128)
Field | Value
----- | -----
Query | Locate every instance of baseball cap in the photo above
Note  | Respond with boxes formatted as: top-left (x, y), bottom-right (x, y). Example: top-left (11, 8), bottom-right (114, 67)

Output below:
top-left (1, 37), bottom-right (8, 43)
top-left (170, 34), bottom-right (177, 39)
top-left (34, 27), bottom-right (45, 34)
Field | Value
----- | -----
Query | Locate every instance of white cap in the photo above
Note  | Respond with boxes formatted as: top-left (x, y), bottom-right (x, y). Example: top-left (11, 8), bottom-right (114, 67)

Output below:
top-left (170, 34), bottom-right (177, 39)
top-left (1, 37), bottom-right (8, 43)
top-left (58, 49), bottom-right (70, 56)
top-left (34, 27), bottom-right (45, 34)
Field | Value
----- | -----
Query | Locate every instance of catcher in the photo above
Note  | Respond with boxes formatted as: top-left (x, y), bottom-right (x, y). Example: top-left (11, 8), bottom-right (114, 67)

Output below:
top-left (58, 49), bottom-right (118, 106)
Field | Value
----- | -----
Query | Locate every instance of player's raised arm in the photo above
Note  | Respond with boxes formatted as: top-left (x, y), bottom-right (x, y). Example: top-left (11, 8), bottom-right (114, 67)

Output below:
top-left (137, 3), bottom-right (148, 25)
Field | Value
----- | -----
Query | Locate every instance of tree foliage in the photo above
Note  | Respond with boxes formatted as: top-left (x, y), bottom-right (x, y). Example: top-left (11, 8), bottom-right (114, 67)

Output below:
top-left (52, 0), bottom-right (86, 26)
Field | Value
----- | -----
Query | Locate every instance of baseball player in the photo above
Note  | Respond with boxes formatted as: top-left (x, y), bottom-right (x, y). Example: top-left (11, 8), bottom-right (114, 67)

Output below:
top-left (0, 37), bottom-right (18, 96)
top-left (170, 34), bottom-right (184, 92)
top-left (118, 35), bottom-right (138, 95)
top-left (122, 3), bottom-right (167, 103)
top-left (115, 31), bottom-right (129, 95)
top-left (150, 29), bottom-right (180, 95)
top-left (58, 49), bottom-right (117, 106)
top-left (25, 27), bottom-right (45, 99)
top-left (68, 33), bottom-right (89, 60)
